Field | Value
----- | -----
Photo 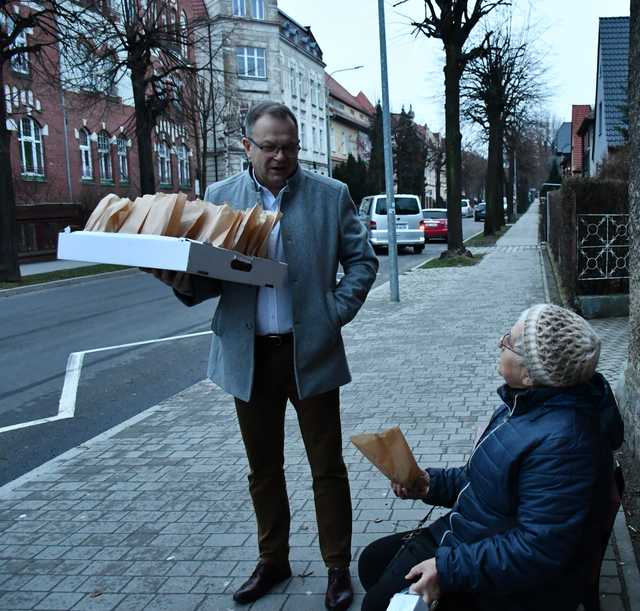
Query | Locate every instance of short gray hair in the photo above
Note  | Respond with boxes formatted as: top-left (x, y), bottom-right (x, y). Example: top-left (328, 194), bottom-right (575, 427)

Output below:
top-left (244, 101), bottom-right (298, 137)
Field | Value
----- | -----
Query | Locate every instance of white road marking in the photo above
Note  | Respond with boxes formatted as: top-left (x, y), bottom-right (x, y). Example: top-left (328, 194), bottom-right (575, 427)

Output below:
top-left (58, 352), bottom-right (85, 419)
top-left (0, 330), bottom-right (213, 435)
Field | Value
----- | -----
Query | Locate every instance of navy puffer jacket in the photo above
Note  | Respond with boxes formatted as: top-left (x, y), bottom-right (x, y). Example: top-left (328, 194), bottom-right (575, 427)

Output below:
top-left (425, 373), bottom-right (624, 611)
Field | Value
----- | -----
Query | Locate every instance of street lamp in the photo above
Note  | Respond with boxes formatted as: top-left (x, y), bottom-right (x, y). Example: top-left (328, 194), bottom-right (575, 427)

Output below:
top-left (325, 65), bottom-right (364, 178)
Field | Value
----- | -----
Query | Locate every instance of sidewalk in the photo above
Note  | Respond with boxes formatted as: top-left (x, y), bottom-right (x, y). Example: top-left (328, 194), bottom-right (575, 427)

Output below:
top-left (20, 260), bottom-right (97, 277)
top-left (0, 203), bottom-right (637, 611)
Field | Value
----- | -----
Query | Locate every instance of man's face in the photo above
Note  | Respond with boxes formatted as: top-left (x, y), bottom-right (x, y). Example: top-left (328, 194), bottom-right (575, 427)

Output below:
top-left (242, 114), bottom-right (299, 193)
top-left (497, 321), bottom-right (532, 389)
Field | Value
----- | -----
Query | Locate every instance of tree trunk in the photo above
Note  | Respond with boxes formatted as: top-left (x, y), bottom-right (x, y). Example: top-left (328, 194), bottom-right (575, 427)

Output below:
top-left (505, 144), bottom-right (515, 223)
top-left (444, 43), bottom-right (464, 253)
top-left (0, 65), bottom-right (21, 282)
top-left (496, 120), bottom-right (505, 229)
top-left (131, 66), bottom-right (156, 195)
top-left (484, 109), bottom-right (502, 235)
top-left (629, 0), bottom-right (640, 377)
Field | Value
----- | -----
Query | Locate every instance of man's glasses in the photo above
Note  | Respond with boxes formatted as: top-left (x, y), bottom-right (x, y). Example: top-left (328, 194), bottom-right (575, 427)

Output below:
top-left (246, 136), bottom-right (300, 158)
top-left (499, 332), bottom-right (523, 357)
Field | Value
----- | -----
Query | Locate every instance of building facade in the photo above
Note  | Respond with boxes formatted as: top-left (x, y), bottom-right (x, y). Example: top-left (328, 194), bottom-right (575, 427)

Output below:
top-left (5, 0), bottom-right (202, 260)
top-left (325, 73), bottom-right (374, 172)
top-left (422, 125), bottom-right (447, 206)
top-left (201, 0), bottom-right (328, 182)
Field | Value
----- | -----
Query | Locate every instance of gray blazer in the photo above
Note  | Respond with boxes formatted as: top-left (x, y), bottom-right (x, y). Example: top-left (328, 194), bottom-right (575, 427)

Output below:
top-left (175, 166), bottom-right (378, 401)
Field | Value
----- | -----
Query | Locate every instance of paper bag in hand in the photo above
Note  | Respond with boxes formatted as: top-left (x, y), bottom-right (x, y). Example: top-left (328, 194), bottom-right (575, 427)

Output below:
top-left (351, 427), bottom-right (422, 489)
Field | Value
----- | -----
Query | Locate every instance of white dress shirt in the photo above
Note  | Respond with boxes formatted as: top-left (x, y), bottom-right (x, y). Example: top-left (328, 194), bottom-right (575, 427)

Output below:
top-left (253, 172), bottom-right (294, 335)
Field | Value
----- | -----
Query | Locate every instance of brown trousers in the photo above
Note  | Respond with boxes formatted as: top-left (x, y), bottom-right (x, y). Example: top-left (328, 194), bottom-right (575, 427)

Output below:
top-left (234, 335), bottom-right (352, 570)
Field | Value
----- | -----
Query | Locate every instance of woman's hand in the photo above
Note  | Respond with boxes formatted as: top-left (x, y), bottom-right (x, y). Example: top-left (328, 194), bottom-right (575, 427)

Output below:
top-left (391, 470), bottom-right (429, 500)
top-left (406, 557), bottom-right (440, 605)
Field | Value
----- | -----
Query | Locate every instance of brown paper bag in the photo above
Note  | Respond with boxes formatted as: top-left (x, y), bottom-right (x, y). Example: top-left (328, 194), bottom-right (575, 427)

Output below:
top-left (165, 192), bottom-right (188, 237)
top-left (220, 211), bottom-right (245, 249)
top-left (255, 211), bottom-right (282, 258)
top-left (351, 427), bottom-right (422, 488)
top-left (245, 209), bottom-right (270, 256)
top-left (231, 204), bottom-right (262, 253)
top-left (140, 193), bottom-right (186, 236)
top-left (84, 194), bottom-right (133, 232)
top-left (179, 200), bottom-right (207, 238)
top-left (118, 194), bottom-right (156, 234)
top-left (197, 203), bottom-right (241, 246)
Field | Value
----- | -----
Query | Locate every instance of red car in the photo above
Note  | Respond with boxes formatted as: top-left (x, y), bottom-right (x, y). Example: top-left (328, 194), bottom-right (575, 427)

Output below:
top-left (420, 208), bottom-right (448, 242)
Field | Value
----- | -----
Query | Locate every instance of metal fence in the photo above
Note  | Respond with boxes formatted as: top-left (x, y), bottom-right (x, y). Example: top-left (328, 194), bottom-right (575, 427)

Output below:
top-left (577, 214), bottom-right (630, 281)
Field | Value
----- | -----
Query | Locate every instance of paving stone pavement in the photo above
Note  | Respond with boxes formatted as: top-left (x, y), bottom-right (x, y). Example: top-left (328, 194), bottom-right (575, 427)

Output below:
top-left (0, 202), bottom-right (637, 611)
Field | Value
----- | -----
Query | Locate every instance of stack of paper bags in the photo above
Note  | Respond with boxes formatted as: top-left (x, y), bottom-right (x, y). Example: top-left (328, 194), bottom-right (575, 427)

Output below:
top-left (351, 427), bottom-right (423, 489)
top-left (84, 193), bottom-right (281, 259)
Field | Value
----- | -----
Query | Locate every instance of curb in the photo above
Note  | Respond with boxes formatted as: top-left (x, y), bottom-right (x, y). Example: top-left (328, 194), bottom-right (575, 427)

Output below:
top-left (614, 510), bottom-right (640, 609)
top-left (0, 267), bottom-right (140, 298)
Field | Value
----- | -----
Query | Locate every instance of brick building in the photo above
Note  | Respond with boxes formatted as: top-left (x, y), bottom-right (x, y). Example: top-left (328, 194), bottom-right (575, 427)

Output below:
top-left (570, 104), bottom-right (592, 175)
top-left (4, 0), bottom-right (204, 261)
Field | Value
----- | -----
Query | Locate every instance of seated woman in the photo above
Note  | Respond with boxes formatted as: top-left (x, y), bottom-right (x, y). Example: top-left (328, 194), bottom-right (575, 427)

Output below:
top-left (358, 304), bottom-right (624, 611)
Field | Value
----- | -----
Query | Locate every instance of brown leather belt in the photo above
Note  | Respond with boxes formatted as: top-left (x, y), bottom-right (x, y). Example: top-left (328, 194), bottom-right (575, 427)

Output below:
top-left (255, 333), bottom-right (293, 347)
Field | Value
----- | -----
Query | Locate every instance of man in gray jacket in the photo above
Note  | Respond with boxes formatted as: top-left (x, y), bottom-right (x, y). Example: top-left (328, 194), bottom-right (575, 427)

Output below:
top-left (152, 101), bottom-right (377, 610)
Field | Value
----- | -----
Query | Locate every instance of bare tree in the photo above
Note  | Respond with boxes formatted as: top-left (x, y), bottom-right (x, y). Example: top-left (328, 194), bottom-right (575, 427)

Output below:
top-left (461, 146), bottom-right (486, 200)
top-left (62, 0), bottom-right (209, 195)
top-left (180, 23), bottom-right (242, 197)
top-left (462, 25), bottom-right (546, 234)
top-left (395, 0), bottom-right (509, 255)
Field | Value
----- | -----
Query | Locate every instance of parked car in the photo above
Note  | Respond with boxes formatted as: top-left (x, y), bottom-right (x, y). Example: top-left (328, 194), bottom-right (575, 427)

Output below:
top-left (461, 199), bottom-right (474, 217)
top-left (359, 194), bottom-right (425, 254)
top-left (474, 202), bottom-right (486, 221)
top-left (420, 208), bottom-right (448, 242)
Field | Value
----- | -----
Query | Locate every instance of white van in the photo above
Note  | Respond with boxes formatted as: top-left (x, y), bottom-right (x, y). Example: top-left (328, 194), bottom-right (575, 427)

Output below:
top-left (359, 194), bottom-right (425, 254)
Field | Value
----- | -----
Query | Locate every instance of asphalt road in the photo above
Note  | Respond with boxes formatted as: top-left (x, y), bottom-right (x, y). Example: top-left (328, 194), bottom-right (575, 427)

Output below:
top-left (0, 217), bottom-right (479, 486)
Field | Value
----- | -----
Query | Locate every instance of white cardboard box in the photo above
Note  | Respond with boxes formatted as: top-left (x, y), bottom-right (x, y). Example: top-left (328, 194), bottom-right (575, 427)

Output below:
top-left (57, 229), bottom-right (288, 288)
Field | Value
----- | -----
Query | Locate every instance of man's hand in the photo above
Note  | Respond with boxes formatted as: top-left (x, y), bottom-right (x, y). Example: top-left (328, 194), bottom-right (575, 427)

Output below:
top-left (406, 558), bottom-right (440, 606)
top-left (391, 470), bottom-right (429, 500)
top-left (140, 268), bottom-right (193, 295)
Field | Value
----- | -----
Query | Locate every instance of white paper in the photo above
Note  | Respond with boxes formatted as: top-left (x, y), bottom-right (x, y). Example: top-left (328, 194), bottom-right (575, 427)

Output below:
top-left (386, 591), bottom-right (429, 611)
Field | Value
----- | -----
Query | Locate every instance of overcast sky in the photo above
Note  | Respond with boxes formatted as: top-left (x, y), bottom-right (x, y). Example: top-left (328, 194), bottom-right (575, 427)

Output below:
top-left (277, 0), bottom-right (630, 135)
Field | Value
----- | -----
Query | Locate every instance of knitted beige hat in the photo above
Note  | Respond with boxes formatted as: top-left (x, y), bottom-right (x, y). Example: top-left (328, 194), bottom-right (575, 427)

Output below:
top-left (521, 304), bottom-right (601, 387)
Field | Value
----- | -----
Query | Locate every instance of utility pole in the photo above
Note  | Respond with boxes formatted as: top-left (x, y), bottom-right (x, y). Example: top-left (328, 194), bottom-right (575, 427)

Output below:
top-left (378, 0), bottom-right (399, 302)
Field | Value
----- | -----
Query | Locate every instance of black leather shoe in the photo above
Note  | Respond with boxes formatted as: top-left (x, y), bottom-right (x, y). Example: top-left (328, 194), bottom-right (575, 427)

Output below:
top-left (325, 567), bottom-right (353, 611)
top-left (232, 560), bottom-right (292, 604)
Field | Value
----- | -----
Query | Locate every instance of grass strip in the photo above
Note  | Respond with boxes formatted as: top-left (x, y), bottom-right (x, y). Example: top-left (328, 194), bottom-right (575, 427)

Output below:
top-left (463, 224), bottom-right (512, 247)
top-left (0, 264), bottom-right (131, 289)
top-left (419, 254), bottom-right (485, 269)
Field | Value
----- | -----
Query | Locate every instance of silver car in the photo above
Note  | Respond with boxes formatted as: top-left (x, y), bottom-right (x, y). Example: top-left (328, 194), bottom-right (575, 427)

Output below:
top-left (461, 199), bottom-right (474, 217)
top-left (359, 194), bottom-right (425, 254)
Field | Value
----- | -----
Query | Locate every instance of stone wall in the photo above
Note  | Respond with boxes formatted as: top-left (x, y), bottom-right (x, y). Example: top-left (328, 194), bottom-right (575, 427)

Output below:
top-left (622, 0), bottom-right (640, 461)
